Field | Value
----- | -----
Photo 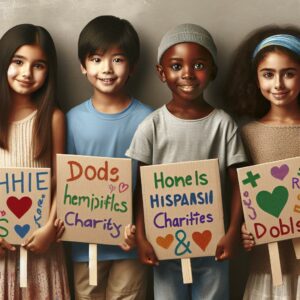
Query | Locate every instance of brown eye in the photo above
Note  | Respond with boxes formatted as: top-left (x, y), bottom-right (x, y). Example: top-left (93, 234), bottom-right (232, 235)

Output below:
top-left (194, 63), bottom-right (204, 70)
top-left (171, 63), bottom-right (181, 71)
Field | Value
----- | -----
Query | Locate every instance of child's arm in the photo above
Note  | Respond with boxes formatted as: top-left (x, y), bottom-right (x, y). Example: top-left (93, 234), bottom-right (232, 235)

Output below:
top-left (135, 162), bottom-right (159, 266)
top-left (22, 109), bottom-right (65, 253)
top-left (215, 166), bottom-right (243, 261)
top-left (241, 223), bottom-right (255, 251)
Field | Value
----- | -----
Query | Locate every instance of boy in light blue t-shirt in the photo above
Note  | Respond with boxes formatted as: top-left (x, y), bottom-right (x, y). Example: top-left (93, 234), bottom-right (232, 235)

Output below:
top-left (67, 15), bottom-right (152, 299)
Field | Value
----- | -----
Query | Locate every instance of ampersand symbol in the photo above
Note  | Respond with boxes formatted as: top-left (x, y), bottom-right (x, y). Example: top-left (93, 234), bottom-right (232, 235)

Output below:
top-left (174, 229), bottom-right (191, 256)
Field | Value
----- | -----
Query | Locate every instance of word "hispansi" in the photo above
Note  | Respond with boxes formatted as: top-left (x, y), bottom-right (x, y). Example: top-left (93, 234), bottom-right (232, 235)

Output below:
top-left (150, 191), bottom-right (213, 208)
top-left (66, 160), bottom-right (119, 182)
top-left (153, 211), bottom-right (213, 229)
top-left (0, 171), bottom-right (48, 193)
top-left (154, 170), bottom-right (208, 189)
top-left (64, 184), bottom-right (127, 212)
top-left (65, 211), bottom-right (122, 238)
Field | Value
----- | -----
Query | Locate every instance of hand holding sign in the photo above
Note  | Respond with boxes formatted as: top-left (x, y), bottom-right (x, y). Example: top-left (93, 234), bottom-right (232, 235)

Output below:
top-left (22, 222), bottom-right (56, 254)
top-left (137, 237), bottom-right (159, 266)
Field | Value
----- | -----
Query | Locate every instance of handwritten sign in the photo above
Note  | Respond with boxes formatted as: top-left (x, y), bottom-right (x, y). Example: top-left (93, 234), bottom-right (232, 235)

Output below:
top-left (0, 167), bottom-right (50, 244)
top-left (56, 154), bottom-right (132, 245)
top-left (238, 156), bottom-right (300, 245)
top-left (140, 159), bottom-right (225, 260)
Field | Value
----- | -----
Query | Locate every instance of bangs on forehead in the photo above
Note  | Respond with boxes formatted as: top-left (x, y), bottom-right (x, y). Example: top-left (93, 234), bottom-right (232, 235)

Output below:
top-left (88, 44), bottom-right (127, 57)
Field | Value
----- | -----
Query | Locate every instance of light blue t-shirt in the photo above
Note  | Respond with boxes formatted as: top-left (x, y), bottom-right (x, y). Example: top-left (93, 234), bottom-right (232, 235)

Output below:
top-left (67, 98), bottom-right (153, 262)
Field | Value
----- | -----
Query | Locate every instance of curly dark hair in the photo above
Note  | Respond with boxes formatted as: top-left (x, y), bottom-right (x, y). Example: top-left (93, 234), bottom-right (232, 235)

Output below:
top-left (225, 25), bottom-right (300, 119)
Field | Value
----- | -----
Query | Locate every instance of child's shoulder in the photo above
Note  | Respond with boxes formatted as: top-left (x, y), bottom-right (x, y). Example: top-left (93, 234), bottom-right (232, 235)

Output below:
top-left (137, 105), bottom-right (165, 126)
top-left (131, 98), bottom-right (153, 118)
top-left (66, 99), bottom-right (90, 118)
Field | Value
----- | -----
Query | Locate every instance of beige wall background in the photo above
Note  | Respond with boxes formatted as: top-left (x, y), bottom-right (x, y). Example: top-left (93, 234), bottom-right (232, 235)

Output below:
top-left (1, 0), bottom-right (299, 298)
top-left (1, 0), bottom-right (299, 112)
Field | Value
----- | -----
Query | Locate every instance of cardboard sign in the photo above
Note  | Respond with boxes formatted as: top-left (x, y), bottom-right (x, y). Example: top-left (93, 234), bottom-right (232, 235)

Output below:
top-left (57, 154), bottom-right (132, 245)
top-left (0, 167), bottom-right (50, 245)
top-left (238, 156), bottom-right (300, 245)
top-left (141, 159), bottom-right (225, 260)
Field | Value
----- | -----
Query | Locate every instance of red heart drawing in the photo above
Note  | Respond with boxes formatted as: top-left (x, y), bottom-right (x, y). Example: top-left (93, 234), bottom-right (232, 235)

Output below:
top-left (119, 183), bottom-right (129, 193)
top-left (192, 230), bottom-right (212, 251)
top-left (156, 234), bottom-right (174, 249)
top-left (6, 196), bottom-right (32, 219)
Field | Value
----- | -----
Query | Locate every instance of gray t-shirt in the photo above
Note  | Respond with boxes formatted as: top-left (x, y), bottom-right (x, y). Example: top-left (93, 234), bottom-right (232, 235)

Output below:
top-left (126, 105), bottom-right (247, 186)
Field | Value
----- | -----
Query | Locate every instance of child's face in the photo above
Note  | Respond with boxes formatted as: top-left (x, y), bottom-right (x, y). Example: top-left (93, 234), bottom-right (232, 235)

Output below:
top-left (157, 42), bottom-right (215, 102)
top-left (7, 44), bottom-right (48, 96)
top-left (257, 51), bottom-right (300, 108)
top-left (81, 47), bottom-right (132, 98)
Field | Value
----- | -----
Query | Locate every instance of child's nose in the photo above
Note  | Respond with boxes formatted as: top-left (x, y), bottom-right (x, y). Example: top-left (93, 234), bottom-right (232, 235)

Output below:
top-left (182, 65), bottom-right (195, 79)
top-left (21, 64), bottom-right (32, 78)
top-left (102, 59), bottom-right (113, 74)
top-left (274, 74), bottom-right (284, 89)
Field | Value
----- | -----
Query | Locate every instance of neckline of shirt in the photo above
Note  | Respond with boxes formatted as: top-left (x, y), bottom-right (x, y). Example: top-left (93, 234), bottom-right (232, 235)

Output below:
top-left (87, 98), bottom-right (136, 120)
top-left (12, 110), bottom-right (37, 125)
top-left (253, 120), bottom-right (300, 128)
top-left (162, 105), bottom-right (217, 123)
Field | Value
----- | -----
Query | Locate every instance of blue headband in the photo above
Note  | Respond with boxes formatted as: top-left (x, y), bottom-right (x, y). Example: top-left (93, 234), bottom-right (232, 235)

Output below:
top-left (253, 34), bottom-right (300, 59)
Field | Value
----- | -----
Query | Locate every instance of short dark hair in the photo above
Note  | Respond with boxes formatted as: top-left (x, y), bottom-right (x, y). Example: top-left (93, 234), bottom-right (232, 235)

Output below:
top-left (78, 15), bottom-right (140, 68)
top-left (225, 25), bottom-right (300, 119)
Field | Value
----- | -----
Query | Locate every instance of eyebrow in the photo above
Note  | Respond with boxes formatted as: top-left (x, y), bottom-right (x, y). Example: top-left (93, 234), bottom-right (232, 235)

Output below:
top-left (168, 57), bottom-right (208, 61)
top-left (12, 54), bottom-right (47, 64)
top-left (259, 67), bottom-right (298, 72)
top-left (92, 51), bottom-right (126, 57)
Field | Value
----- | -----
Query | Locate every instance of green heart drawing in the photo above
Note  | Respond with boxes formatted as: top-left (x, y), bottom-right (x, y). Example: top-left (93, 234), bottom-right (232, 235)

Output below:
top-left (256, 186), bottom-right (289, 218)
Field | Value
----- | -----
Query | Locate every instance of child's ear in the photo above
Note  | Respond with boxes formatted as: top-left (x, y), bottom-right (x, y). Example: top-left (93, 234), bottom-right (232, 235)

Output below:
top-left (80, 64), bottom-right (87, 75)
top-left (156, 64), bottom-right (166, 82)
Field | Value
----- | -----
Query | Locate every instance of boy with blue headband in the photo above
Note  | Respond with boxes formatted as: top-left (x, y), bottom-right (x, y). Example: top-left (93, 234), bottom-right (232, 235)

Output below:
top-left (127, 23), bottom-right (247, 300)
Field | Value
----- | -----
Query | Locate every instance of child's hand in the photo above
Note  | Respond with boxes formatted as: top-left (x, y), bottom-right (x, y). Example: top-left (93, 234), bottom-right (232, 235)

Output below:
top-left (137, 237), bottom-right (159, 266)
top-left (215, 229), bottom-right (239, 261)
top-left (54, 218), bottom-right (65, 242)
top-left (0, 238), bottom-right (16, 256)
top-left (241, 223), bottom-right (255, 251)
top-left (22, 223), bottom-right (56, 254)
top-left (119, 224), bottom-right (136, 251)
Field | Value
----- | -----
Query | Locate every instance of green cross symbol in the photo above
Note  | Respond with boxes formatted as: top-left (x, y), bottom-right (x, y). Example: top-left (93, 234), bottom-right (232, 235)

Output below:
top-left (242, 171), bottom-right (261, 188)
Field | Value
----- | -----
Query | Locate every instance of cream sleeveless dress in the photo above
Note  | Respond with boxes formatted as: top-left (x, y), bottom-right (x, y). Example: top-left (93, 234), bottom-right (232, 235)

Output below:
top-left (0, 111), bottom-right (70, 299)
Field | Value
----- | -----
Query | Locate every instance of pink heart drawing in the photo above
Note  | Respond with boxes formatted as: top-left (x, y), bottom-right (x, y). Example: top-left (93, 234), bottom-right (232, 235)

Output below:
top-left (119, 183), bottom-right (129, 193)
top-left (271, 164), bottom-right (289, 180)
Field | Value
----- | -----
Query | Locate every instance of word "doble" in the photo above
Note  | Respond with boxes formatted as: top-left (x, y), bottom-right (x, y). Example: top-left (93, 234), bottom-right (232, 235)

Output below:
top-left (67, 161), bottom-right (119, 182)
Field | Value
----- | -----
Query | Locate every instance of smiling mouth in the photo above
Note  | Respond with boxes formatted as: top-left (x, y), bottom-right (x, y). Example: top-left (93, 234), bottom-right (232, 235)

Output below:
top-left (98, 78), bottom-right (117, 84)
top-left (179, 85), bottom-right (197, 92)
top-left (17, 80), bottom-right (34, 86)
top-left (272, 91), bottom-right (289, 99)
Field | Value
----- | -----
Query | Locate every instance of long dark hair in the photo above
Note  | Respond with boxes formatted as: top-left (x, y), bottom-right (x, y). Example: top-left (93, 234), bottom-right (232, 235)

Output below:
top-left (0, 24), bottom-right (57, 160)
top-left (225, 25), bottom-right (300, 119)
